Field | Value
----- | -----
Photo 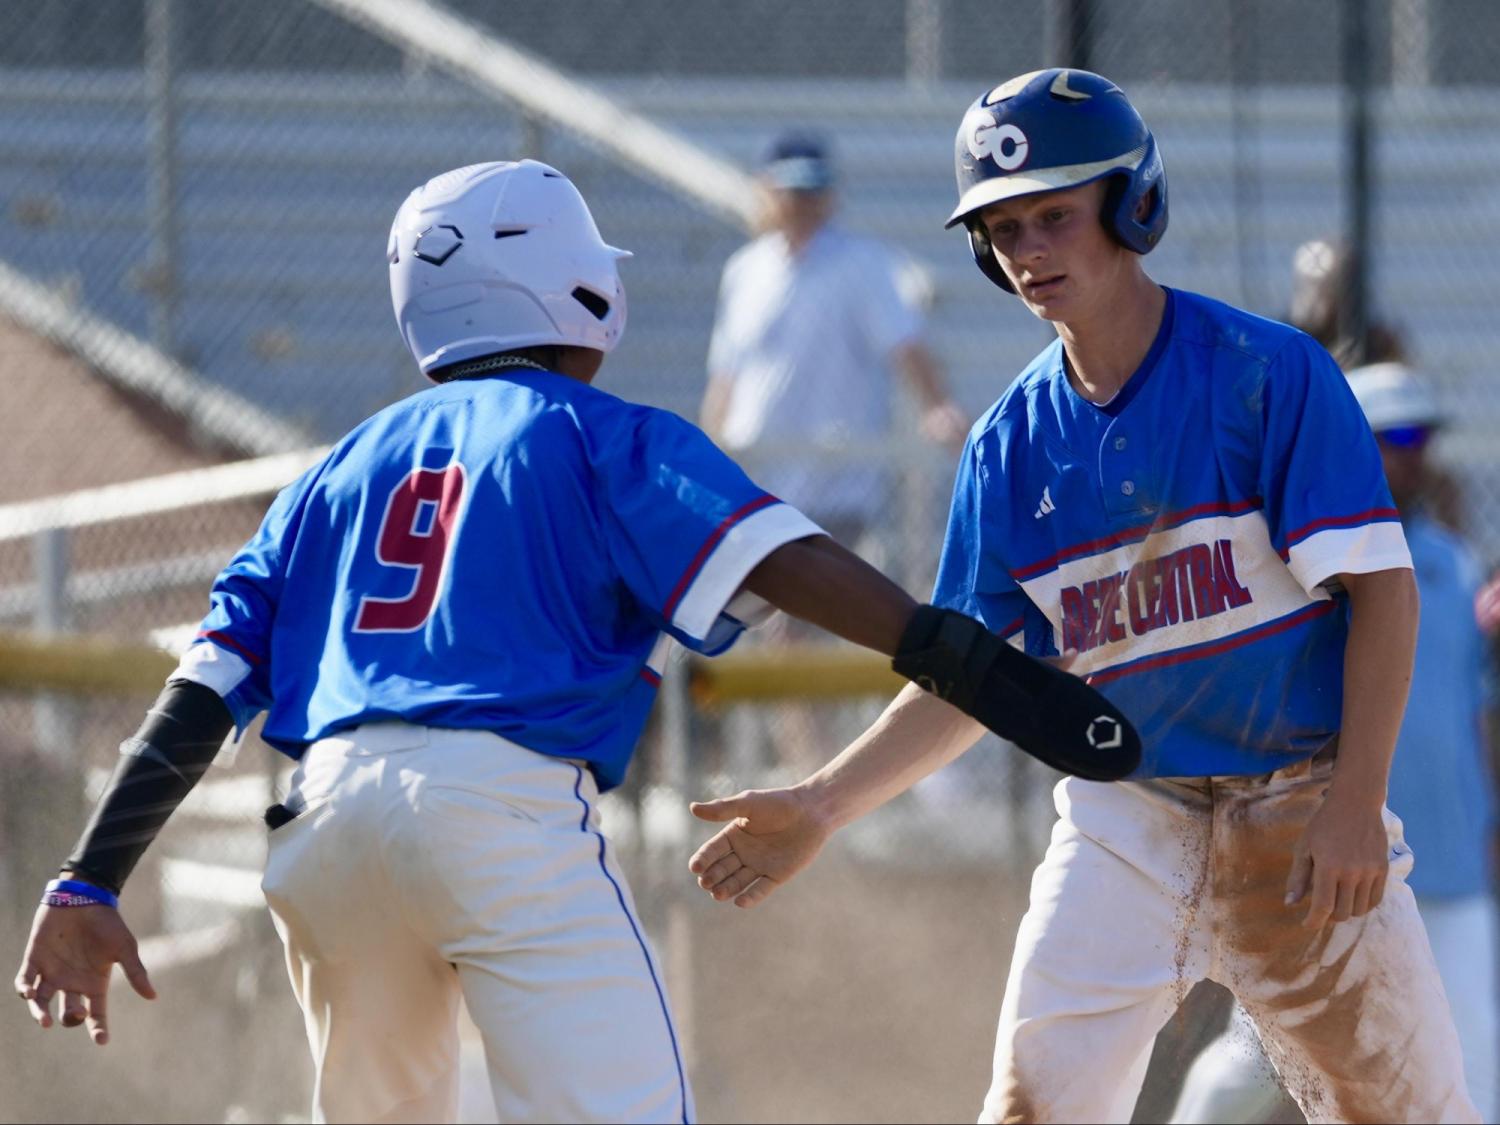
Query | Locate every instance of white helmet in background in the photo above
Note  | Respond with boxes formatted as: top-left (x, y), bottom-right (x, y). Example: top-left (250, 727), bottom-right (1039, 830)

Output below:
top-left (1345, 362), bottom-right (1445, 433)
top-left (388, 160), bottom-right (631, 379)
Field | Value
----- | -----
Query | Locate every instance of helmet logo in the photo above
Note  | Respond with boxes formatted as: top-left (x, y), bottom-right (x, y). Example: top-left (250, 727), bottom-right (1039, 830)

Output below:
top-left (985, 71), bottom-right (1044, 105)
top-left (968, 120), bottom-right (1030, 172)
top-left (414, 224), bottom-right (463, 266)
top-left (1087, 716), bottom-right (1123, 751)
top-left (1049, 71), bottom-right (1092, 101)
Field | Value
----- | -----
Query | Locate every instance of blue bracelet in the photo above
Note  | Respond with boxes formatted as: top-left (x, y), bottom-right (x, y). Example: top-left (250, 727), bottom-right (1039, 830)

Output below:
top-left (43, 878), bottom-right (119, 909)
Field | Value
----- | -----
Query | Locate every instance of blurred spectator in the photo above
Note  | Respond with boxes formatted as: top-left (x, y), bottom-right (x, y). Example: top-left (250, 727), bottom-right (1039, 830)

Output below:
top-left (1169, 363), bottom-right (1499, 1124)
top-left (1288, 237), bottom-right (1409, 369)
top-left (700, 131), bottom-right (966, 558)
top-left (1289, 237), bottom-right (1467, 533)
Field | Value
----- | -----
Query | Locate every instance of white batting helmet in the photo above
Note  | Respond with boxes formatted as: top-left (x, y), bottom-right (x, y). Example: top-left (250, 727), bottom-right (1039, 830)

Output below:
top-left (388, 160), bottom-right (631, 379)
top-left (1345, 362), bottom-right (1445, 433)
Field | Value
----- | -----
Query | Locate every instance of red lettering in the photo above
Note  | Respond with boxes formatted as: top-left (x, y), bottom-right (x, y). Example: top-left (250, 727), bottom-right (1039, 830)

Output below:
top-left (1187, 544), bottom-right (1224, 619)
top-left (1160, 552), bottom-right (1189, 624)
top-left (1126, 562), bottom-right (1154, 635)
top-left (1214, 539), bottom-right (1253, 608)
top-left (1079, 578), bottom-right (1104, 650)
top-left (1100, 572), bottom-right (1127, 643)
top-left (1060, 586), bottom-right (1089, 652)
top-left (354, 464), bottom-right (467, 633)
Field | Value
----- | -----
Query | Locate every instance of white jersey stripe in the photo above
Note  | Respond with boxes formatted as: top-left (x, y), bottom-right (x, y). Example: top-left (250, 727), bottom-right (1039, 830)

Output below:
top-left (1285, 522), bottom-right (1413, 597)
top-left (173, 639), bottom-right (253, 699)
top-left (670, 503), bottom-right (824, 641)
top-left (1018, 510), bottom-right (1323, 677)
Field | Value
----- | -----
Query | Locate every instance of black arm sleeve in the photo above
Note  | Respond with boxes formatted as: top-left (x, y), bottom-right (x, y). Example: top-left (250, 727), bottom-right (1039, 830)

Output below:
top-left (62, 679), bottom-right (235, 895)
top-left (891, 605), bottom-right (1142, 781)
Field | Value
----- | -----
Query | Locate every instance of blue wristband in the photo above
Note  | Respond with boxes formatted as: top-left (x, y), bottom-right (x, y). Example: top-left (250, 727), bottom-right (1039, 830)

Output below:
top-left (43, 878), bottom-right (119, 909)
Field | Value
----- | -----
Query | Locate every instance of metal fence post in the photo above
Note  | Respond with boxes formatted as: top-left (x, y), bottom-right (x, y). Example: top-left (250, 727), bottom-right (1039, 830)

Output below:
top-left (657, 656), bottom-right (697, 1067)
top-left (1391, 0), bottom-right (1432, 88)
top-left (32, 526), bottom-right (76, 760)
top-left (905, 0), bottom-right (942, 88)
top-left (145, 0), bottom-right (180, 358)
top-left (519, 110), bottom-right (545, 161)
top-left (1342, 0), bottom-right (1372, 368)
top-left (1047, 0), bottom-right (1094, 70)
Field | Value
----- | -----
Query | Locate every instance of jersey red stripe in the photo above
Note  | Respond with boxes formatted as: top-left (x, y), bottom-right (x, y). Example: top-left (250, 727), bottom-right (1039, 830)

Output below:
top-left (196, 629), bottom-right (263, 666)
top-left (1085, 600), bottom-right (1337, 687)
top-left (1012, 497), bottom-right (1263, 582)
top-left (1280, 507), bottom-right (1401, 551)
top-left (661, 494), bottom-right (779, 623)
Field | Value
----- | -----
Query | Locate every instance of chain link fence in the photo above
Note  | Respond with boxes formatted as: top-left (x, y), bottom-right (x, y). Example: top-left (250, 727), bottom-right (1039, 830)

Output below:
top-left (3, 1), bottom-right (1499, 1122)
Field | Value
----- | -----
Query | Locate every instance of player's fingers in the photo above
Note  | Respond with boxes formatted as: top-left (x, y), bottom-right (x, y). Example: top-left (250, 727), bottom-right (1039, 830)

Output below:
top-left (60, 991), bottom-right (87, 1029)
top-left (1331, 877), bottom-right (1356, 923)
top-left (1302, 866), bottom-right (1336, 930)
top-left (695, 853), bottom-right (744, 892)
top-left (25, 979), bottom-right (56, 1029)
top-left (13, 960), bottom-right (40, 1001)
top-left (120, 944), bottom-right (156, 1001)
top-left (1350, 879), bottom-right (1373, 919)
top-left (84, 989), bottom-right (109, 1046)
top-left (1368, 871), bottom-right (1386, 913)
top-left (689, 795), bottom-right (750, 824)
top-left (688, 831), bottom-right (734, 875)
top-left (709, 866), bottom-right (762, 903)
top-left (1283, 851), bottom-right (1312, 906)
top-left (734, 876), bottom-right (781, 909)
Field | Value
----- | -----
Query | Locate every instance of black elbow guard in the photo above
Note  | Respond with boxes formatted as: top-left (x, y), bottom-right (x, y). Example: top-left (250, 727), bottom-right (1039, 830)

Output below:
top-left (891, 605), bottom-right (1141, 781)
top-left (63, 679), bottom-right (235, 895)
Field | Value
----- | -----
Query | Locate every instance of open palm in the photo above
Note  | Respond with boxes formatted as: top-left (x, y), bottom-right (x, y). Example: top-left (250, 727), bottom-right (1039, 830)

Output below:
top-left (688, 787), bottom-right (832, 908)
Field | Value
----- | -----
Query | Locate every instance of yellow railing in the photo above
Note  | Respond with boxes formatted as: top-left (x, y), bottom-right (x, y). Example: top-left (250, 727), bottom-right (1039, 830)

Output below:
top-left (0, 628), bottom-right (899, 703)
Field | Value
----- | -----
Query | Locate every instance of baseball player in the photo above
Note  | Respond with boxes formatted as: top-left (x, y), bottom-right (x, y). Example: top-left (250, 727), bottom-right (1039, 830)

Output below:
top-left (688, 70), bottom-right (1480, 1124)
top-left (12, 160), bottom-right (1136, 1125)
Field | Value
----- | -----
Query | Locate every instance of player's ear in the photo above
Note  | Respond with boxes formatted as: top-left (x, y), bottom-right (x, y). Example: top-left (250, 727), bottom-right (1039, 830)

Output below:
top-left (1133, 186), bottom-right (1158, 223)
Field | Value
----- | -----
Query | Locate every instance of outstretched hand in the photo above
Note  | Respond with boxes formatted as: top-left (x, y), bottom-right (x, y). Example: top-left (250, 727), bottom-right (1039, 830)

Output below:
top-left (14, 904), bottom-right (156, 1045)
top-left (688, 787), bottom-right (832, 908)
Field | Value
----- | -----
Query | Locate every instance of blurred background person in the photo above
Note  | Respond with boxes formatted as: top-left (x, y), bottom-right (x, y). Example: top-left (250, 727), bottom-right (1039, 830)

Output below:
top-left (698, 130), bottom-right (969, 774)
top-left (700, 130), bottom-right (967, 565)
top-left (1169, 362), bottom-right (1499, 1124)
top-left (1289, 235), bottom-right (1467, 536)
top-left (1288, 237), bottom-right (1409, 370)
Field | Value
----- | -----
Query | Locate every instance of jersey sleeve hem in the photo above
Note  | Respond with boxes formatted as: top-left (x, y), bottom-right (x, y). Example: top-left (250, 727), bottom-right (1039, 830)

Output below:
top-left (170, 640), bottom-right (253, 711)
top-left (666, 501), bottom-right (825, 641)
top-left (1285, 522), bottom-right (1413, 596)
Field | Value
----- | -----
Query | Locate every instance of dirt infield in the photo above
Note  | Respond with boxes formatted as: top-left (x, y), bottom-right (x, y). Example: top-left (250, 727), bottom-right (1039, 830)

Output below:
top-left (669, 853), bottom-right (1032, 1124)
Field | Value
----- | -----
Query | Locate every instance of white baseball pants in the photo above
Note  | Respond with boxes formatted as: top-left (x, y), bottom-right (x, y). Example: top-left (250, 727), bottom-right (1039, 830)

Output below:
top-left (260, 723), bottom-right (692, 1125)
top-left (1169, 892), bottom-right (1499, 1124)
top-left (979, 752), bottom-right (1479, 1125)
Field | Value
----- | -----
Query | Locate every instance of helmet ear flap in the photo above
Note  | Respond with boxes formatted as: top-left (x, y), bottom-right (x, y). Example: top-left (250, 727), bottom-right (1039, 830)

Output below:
top-left (965, 218), bottom-right (1016, 293)
top-left (1105, 135), bottom-right (1169, 254)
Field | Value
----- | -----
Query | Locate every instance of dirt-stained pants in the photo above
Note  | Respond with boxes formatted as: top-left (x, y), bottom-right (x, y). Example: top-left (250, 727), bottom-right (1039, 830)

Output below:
top-left (980, 752), bottom-right (1479, 1125)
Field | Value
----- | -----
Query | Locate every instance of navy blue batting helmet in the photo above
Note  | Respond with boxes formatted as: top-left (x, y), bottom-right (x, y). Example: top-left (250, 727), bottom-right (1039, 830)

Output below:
top-left (947, 69), bottom-right (1168, 293)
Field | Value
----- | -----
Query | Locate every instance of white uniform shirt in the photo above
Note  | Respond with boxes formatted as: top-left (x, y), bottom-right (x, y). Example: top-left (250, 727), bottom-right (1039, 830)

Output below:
top-left (707, 224), bottom-right (922, 520)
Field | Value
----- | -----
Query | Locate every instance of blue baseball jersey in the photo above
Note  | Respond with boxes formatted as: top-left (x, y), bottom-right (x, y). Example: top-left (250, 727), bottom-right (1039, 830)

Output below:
top-left (175, 370), bottom-right (821, 790)
top-left (933, 288), bottom-right (1412, 778)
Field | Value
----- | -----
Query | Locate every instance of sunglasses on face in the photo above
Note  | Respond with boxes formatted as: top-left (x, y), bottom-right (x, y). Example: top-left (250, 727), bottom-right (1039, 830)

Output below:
top-left (1377, 426), bottom-right (1432, 450)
